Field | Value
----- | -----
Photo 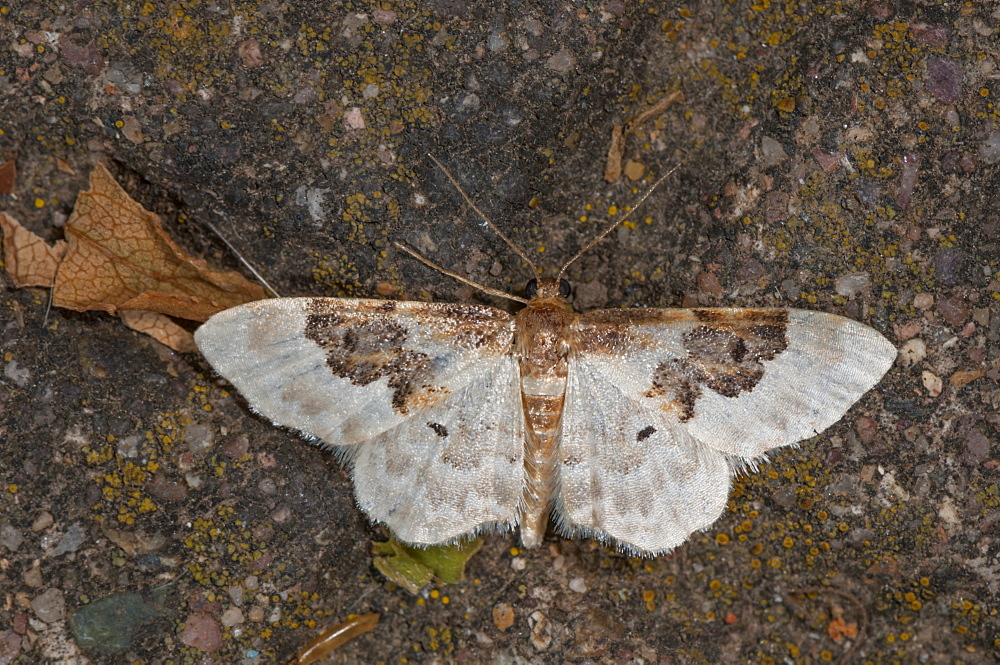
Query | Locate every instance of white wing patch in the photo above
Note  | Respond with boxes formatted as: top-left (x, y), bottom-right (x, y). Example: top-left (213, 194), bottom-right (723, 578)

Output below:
top-left (349, 354), bottom-right (524, 544)
top-left (556, 356), bottom-right (732, 555)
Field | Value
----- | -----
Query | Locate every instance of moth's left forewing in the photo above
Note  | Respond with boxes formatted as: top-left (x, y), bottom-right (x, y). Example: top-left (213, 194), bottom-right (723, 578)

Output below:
top-left (573, 307), bottom-right (897, 458)
top-left (195, 298), bottom-right (516, 446)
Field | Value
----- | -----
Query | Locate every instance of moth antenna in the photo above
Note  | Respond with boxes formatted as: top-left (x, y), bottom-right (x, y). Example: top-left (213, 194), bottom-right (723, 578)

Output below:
top-left (394, 242), bottom-right (529, 305)
top-left (427, 153), bottom-right (540, 278)
top-left (202, 217), bottom-right (282, 298)
top-left (556, 163), bottom-right (681, 282)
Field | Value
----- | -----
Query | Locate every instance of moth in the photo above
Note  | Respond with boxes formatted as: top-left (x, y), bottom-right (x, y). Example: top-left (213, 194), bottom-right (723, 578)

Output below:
top-left (195, 161), bottom-right (896, 555)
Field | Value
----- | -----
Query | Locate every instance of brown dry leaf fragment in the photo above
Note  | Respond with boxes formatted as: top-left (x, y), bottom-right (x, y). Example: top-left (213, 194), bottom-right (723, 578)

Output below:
top-left (604, 90), bottom-right (683, 182)
top-left (0, 157), bottom-right (16, 194)
top-left (0, 212), bottom-right (67, 287)
top-left (627, 90), bottom-right (683, 131)
top-left (120, 310), bottom-right (197, 353)
top-left (603, 124), bottom-right (625, 182)
top-left (53, 163), bottom-right (265, 321)
top-left (950, 368), bottom-right (984, 388)
top-left (288, 614), bottom-right (379, 665)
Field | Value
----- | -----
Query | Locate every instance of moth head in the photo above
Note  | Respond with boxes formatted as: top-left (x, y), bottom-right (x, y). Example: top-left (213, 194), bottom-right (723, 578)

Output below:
top-left (526, 277), bottom-right (571, 300)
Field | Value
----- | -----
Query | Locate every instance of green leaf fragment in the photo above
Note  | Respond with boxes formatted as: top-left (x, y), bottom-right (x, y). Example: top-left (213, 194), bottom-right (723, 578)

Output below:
top-left (373, 536), bottom-right (483, 594)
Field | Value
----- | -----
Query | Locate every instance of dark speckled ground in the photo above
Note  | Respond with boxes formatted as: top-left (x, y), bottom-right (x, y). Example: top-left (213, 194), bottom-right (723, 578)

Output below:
top-left (1, 1), bottom-right (998, 663)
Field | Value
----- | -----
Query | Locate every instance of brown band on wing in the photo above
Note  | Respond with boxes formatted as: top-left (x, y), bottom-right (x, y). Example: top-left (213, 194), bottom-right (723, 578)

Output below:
top-left (303, 304), bottom-right (444, 416)
top-left (645, 309), bottom-right (790, 421)
top-left (643, 358), bottom-right (703, 422)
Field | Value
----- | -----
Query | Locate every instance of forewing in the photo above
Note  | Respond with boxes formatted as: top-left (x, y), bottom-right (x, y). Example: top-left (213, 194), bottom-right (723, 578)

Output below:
top-left (573, 307), bottom-right (896, 458)
top-left (194, 298), bottom-right (515, 445)
top-left (349, 354), bottom-right (524, 545)
top-left (555, 357), bottom-right (732, 555)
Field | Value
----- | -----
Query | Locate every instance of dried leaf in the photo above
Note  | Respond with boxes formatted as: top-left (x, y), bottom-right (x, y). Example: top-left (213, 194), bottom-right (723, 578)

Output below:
top-left (950, 368), bottom-right (984, 388)
top-left (120, 310), bottom-right (197, 353)
top-left (603, 124), bottom-right (625, 182)
top-left (288, 614), bottom-right (379, 665)
top-left (0, 212), bottom-right (67, 287)
top-left (604, 90), bottom-right (683, 183)
top-left (0, 157), bottom-right (16, 195)
top-left (53, 163), bottom-right (265, 322)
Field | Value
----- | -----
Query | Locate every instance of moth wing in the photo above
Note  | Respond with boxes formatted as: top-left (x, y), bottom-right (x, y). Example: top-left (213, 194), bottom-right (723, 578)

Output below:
top-left (571, 308), bottom-right (896, 458)
top-left (349, 353), bottom-right (524, 544)
top-left (194, 298), bottom-right (515, 446)
top-left (555, 357), bottom-right (732, 554)
top-left (553, 307), bottom-right (895, 554)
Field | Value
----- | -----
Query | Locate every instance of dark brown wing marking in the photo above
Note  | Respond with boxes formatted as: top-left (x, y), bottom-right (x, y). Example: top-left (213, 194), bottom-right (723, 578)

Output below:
top-left (304, 299), bottom-right (508, 416)
top-left (644, 309), bottom-right (789, 421)
top-left (304, 309), bottom-right (439, 416)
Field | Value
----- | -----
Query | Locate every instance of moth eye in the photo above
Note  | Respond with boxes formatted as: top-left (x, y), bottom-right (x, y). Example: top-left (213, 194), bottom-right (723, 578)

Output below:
top-left (558, 279), bottom-right (571, 298)
top-left (525, 278), bottom-right (538, 298)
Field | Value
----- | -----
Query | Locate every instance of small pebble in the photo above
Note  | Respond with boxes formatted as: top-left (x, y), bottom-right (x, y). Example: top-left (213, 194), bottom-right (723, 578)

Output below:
top-left (227, 585), bottom-right (245, 606)
top-left (31, 589), bottom-right (66, 623)
top-left (963, 429), bottom-right (990, 463)
top-left (529, 611), bottom-right (552, 651)
top-left (511, 556), bottom-right (527, 571)
top-left (950, 369), bottom-right (984, 388)
top-left (220, 607), bottom-right (245, 628)
top-left (0, 630), bottom-right (21, 663)
top-left (855, 417), bottom-right (878, 445)
top-left (0, 524), bottom-right (24, 552)
top-left (23, 564), bottom-right (43, 588)
top-left (50, 523), bottom-right (85, 557)
top-left (898, 339), bottom-right (926, 367)
top-left (697, 271), bottom-right (723, 296)
top-left (185, 423), bottom-right (215, 455)
top-left (344, 107), bottom-right (366, 130)
top-left (834, 272), bottom-right (870, 298)
top-left (938, 496), bottom-right (959, 524)
top-left (487, 32), bottom-right (508, 52)
top-left (623, 160), bottom-right (645, 181)
top-left (760, 136), bottom-right (789, 168)
top-left (912, 292), bottom-right (934, 309)
top-left (936, 293), bottom-right (969, 327)
top-left (492, 603), bottom-right (514, 631)
top-left (924, 57), bottom-right (964, 104)
top-left (921, 370), bottom-right (943, 397)
top-left (3, 360), bottom-right (30, 387)
top-left (568, 577), bottom-right (587, 593)
top-left (545, 47), bottom-right (576, 72)
top-left (31, 511), bottom-right (53, 532)
top-left (247, 606), bottom-right (265, 623)
top-left (979, 130), bottom-right (1000, 164)
top-left (179, 612), bottom-right (222, 653)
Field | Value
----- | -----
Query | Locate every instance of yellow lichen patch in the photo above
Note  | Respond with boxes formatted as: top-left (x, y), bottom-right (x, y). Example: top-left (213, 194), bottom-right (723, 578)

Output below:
top-left (83, 412), bottom-right (190, 524)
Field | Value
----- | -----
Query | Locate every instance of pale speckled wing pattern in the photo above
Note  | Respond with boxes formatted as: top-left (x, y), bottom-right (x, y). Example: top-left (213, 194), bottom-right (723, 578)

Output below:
top-left (195, 298), bottom-right (525, 541)
top-left (349, 354), bottom-right (524, 543)
top-left (553, 307), bottom-right (896, 553)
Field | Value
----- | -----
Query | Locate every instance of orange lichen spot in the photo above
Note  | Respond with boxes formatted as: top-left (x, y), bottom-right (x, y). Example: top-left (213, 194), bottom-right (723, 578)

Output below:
top-left (827, 616), bottom-right (858, 642)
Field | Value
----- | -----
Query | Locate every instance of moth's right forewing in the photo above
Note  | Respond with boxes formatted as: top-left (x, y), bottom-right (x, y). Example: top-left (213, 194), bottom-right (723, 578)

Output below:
top-left (572, 307), bottom-right (896, 459)
top-left (194, 298), bottom-right (515, 446)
